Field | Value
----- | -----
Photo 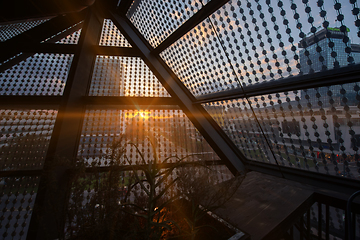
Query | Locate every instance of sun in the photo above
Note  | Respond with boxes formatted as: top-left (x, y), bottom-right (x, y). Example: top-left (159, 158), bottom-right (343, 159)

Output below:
top-left (138, 110), bottom-right (150, 119)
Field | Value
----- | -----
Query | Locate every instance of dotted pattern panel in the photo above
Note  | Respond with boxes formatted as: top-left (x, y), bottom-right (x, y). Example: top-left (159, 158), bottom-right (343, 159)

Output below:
top-left (161, 0), bottom-right (360, 96)
top-left (0, 176), bottom-right (40, 240)
top-left (0, 109), bottom-right (58, 171)
top-left (99, 19), bottom-right (131, 47)
top-left (203, 100), bottom-right (274, 163)
top-left (0, 19), bottom-right (50, 42)
top-left (78, 109), bottom-right (219, 166)
top-left (160, 17), bottom-right (240, 97)
top-left (203, 82), bottom-right (360, 179)
top-left (0, 53), bottom-right (73, 96)
top-left (55, 26), bottom-right (82, 44)
top-left (89, 56), bottom-right (170, 97)
top-left (127, 0), bottom-right (209, 48)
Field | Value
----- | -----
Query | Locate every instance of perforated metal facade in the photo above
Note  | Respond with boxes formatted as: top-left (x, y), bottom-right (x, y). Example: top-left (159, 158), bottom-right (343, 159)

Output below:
top-left (1, 0), bottom-right (360, 239)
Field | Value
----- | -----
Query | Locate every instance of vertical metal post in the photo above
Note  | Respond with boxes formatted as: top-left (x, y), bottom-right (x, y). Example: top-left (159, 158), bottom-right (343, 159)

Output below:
top-left (325, 204), bottom-right (330, 240)
top-left (306, 209), bottom-right (311, 239)
top-left (27, 6), bottom-right (103, 240)
top-left (351, 213), bottom-right (356, 240)
top-left (345, 210), bottom-right (349, 240)
top-left (318, 202), bottom-right (322, 239)
top-left (300, 215), bottom-right (304, 240)
top-left (289, 225), bottom-right (293, 239)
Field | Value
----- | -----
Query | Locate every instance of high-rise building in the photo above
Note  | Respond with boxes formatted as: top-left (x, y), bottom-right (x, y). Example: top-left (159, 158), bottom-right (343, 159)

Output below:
top-left (299, 27), bottom-right (360, 74)
top-left (299, 28), bottom-right (360, 109)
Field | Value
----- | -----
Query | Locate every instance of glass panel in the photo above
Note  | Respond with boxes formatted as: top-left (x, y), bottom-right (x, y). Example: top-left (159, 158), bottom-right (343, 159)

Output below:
top-left (203, 100), bottom-right (274, 163)
top-left (161, 0), bottom-right (360, 97)
top-left (0, 109), bottom-right (58, 171)
top-left (78, 109), bottom-right (219, 166)
top-left (0, 19), bottom-right (50, 42)
top-left (203, 82), bottom-right (360, 179)
top-left (127, 0), bottom-right (210, 48)
top-left (89, 56), bottom-right (170, 97)
top-left (0, 53), bottom-right (73, 96)
top-left (54, 23), bottom-right (82, 44)
top-left (99, 19), bottom-right (131, 47)
top-left (160, 17), bottom-right (240, 97)
top-left (0, 176), bottom-right (40, 240)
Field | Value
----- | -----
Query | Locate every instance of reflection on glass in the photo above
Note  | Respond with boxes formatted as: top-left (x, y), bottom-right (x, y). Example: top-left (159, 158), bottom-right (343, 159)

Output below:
top-left (204, 82), bottom-right (360, 179)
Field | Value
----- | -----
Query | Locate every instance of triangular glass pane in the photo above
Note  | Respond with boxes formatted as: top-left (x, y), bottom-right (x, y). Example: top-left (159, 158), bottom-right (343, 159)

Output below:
top-left (127, 0), bottom-right (210, 48)
top-left (54, 22), bottom-right (82, 44)
top-left (0, 18), bottom-right (50, 42)
top-left (99, 19), bottom-right (132, 47)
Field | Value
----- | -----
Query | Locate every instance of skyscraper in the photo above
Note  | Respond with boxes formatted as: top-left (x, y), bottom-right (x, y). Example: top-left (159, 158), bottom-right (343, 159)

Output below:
top-left (299, 27), bottom-right (360, 108)
top-left (299, 27), bottom-right (360, 74)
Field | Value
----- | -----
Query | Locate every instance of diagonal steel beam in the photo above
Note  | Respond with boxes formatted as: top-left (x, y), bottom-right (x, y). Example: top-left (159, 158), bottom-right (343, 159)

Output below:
top-left (17, 43), bottom-right (78, 54)
top-left (118, 0), bottom-right (137, 16)
top-left (0, 11), bottom-right (85, 64)
top-left (6, 43), bottom-right (139, 56)
top-left (109, 12), bottom-right (246, 175)
top-left (152, 0), bottom-right (230, 54)
top-left (0, 22), bottom-right (83, 73)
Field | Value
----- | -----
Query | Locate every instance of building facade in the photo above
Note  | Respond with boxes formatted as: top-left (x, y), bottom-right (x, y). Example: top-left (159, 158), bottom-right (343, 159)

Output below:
top-left (299, 28), bottom-right (360, 109)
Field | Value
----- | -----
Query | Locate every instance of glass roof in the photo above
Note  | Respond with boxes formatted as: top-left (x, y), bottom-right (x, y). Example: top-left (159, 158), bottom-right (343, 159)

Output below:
top-left (1, 0), bottom-right (360, 239)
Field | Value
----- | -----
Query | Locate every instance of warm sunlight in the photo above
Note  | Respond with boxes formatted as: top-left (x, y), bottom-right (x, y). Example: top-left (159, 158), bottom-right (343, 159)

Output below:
top-left (139, 110), bottom-right (150, 119)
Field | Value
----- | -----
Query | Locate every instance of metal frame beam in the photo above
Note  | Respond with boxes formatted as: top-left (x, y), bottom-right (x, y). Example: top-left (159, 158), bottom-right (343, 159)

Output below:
top-left (94, 46), bottom-right (139, 56)
top-left (118, 0), bottom-right (137, 16)
top-left (18, 43), bottom-right (78, 54)
top-left (84, 160), bottom-right (225, 173)
top-left (0, 96), bottom-right (61, 109)
top-left (27, 6), bottom-right (103, 239)
top-left (152, 0), bottom-right (230, 54)
top-left (0, 12), bottom-right (85, 64)
top-left (0, 17), bottom-right (83, 73)
top-left (0, 160), bottom-right (224, 178)
top-left (5, 43), bottom-right (139, 56)
top-left (195, 64), bottom-right (360, 103)
top-left (83, 96), bottom-right (177, 106)
top-left (110, 12), bottom-right (247, 175)
top-left (43, 21), bottom-right (83, 43)
top-left (0, 96), bottom-right (177, 109)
